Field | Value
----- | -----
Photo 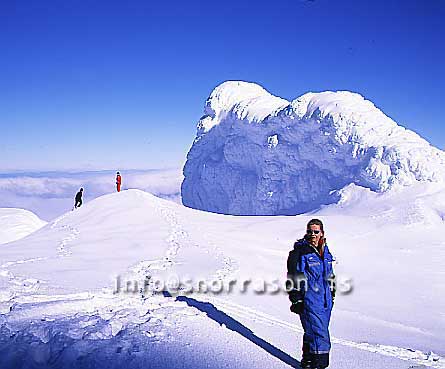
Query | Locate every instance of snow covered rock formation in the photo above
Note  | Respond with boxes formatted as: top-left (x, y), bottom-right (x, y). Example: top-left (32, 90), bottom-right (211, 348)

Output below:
top-left (181, 81), bottom-right (445, 215)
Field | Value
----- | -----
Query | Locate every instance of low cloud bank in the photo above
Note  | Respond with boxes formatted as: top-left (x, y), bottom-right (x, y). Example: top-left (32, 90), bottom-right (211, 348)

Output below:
top-left (0, 169), bottom-right (183, 221)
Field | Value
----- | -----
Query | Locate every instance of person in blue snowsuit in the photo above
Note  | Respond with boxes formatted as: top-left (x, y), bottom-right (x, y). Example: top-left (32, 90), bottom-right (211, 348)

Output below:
top-left (287, 219), bottom-right (336, 369)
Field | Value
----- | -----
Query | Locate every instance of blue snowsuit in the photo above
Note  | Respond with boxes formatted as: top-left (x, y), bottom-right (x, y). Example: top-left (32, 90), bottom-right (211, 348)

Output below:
top-left (287, 238), bottom-right (336, 368)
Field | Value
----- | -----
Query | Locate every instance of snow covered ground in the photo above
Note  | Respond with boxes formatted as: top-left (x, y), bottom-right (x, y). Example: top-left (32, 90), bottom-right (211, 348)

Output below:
top-left (0, 187), bottom-right (443, 368)
top-left (0, 208), bottom-right (46, 245)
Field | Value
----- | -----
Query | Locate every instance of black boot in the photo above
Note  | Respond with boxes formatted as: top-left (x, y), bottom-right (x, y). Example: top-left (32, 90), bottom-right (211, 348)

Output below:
top-left (311, 352), bottom-right (329, 369)
top-left (301, 341), bottom-right (311, 368)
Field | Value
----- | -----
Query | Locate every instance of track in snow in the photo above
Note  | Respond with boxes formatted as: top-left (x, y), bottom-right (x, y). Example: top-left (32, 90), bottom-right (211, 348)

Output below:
top-left (127, 199), bottom-right (238, 297)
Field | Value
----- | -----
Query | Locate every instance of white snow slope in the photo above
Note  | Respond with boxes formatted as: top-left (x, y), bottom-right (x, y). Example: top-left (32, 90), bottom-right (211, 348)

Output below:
top-left (182, 81), bottom-right (445, 215)
top-left (0, 208), bottom-right (47, 245)
top-left (0, 187), bottom-right (444, 368)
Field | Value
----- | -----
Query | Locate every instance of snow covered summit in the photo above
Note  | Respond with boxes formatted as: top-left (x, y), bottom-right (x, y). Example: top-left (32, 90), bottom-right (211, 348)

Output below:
top-left (182, 81), bottom-right (445, 215)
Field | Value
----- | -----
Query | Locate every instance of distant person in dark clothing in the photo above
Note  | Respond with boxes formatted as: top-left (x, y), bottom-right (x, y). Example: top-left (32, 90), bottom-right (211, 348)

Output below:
top-left (116, 171), bottom-right (122, 192)
top-left (74, 188), bottom-right (83, 209)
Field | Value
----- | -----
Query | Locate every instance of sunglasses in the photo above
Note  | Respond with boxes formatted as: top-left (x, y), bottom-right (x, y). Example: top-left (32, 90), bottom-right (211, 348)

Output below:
top-left (306, 230), bottom-right (321, 235)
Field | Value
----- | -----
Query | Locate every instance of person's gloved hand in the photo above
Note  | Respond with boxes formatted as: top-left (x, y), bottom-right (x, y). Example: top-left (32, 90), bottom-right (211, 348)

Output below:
top-left (290, 301), bottom-right (304, 315)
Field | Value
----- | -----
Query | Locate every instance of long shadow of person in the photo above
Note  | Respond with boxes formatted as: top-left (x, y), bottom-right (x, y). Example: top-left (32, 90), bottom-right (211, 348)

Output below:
top-left (172, 293), bottom-right (301, 368)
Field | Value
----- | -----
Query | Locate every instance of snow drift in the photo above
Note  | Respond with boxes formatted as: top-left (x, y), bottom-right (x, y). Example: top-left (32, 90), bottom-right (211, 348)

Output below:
top-left (0, 208), bottom-right (46, 245)
top-left (182, 81), bottom-right (445, 215)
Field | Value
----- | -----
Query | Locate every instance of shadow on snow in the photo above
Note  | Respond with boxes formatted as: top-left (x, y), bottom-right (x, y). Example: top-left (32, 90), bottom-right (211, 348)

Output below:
top-left (174, 293), bottom-right (301, 368)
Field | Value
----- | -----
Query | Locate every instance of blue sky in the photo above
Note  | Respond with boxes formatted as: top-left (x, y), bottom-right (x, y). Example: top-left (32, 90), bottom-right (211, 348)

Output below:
top-left (1, 0), bottom-right (444, 171)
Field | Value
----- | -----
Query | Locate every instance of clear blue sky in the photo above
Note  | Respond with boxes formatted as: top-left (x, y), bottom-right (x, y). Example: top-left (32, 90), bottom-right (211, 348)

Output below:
top-left (2, 0), bottom-right (444, 171)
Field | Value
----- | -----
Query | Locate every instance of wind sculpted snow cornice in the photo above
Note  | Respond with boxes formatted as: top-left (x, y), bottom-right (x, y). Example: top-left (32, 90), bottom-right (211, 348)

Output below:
top-left (197, 81), bottom-right (289, 134)
top-left (197, 81), bottom-right (444, 154)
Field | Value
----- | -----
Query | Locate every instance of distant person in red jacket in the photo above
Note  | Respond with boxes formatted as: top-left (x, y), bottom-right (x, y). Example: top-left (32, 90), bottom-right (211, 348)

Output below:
top-left (116, 171), bottom-right (122, 192)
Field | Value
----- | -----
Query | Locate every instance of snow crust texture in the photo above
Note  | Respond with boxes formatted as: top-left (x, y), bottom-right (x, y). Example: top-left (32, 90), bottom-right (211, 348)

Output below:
top-left (182, 81), bottom-right (445, 215)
